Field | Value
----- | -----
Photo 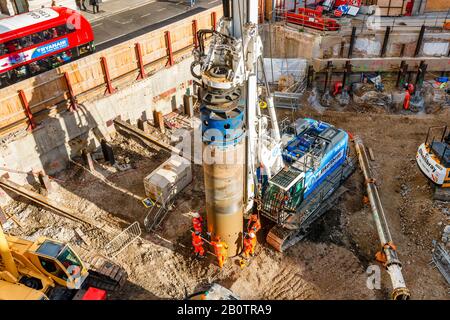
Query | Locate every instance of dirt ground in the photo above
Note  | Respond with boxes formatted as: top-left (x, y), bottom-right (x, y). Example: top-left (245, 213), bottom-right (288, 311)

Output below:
top-left (2, 89), bottom-right (449, 300)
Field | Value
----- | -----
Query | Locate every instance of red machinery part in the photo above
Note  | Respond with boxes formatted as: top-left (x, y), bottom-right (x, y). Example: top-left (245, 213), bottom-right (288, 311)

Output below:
top-left (286, 7), bottom-right (340, 31)
top-left (81, 287), bottom-right (107, 300)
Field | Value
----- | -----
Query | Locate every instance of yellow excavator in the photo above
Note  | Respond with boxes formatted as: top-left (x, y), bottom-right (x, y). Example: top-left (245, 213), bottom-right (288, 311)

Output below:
top-left (416, 125), bottom-right (450, 201)
top-left (0, 223), bottom-right (126, 300)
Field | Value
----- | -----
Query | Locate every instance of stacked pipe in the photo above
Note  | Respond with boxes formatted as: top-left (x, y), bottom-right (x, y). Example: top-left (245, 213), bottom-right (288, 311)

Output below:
top-left (354, 136), bottom-right (411, 300)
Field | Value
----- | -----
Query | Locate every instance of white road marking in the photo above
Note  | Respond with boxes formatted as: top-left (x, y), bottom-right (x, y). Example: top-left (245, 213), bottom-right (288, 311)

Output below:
top-left (92, 22), bottom-right (103, 28)
top-left (157, 8), bottom-right (166, 12)
top-left (141, 13), bottom-right (152, 18)
top-left (114, 19), bottom-right (132, 25)
top-left (208, 0), bottom-right (219, 4)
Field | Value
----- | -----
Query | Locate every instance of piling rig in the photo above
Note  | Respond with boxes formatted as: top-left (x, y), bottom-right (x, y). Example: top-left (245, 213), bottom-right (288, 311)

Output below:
top-left (192, 0), bottom-right (354, 254)
top-left (191, 0), bottom-right (410, 300)
top-left (191, 0), bottom-right (283, 256)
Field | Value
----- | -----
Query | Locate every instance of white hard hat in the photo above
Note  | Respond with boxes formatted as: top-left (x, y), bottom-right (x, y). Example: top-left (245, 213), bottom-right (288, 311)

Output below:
top-left (192, 212), bottom-right (200, 218)
top-left (249, 233), bottom-right (255, 238)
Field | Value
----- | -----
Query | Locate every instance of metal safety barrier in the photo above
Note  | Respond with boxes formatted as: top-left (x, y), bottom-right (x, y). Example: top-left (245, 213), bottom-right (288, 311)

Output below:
top-left (143, 183), bottom-right (177, 232)
top-left (431, 241), bottom-right (450, 287)
top-left (104, 221), bottom-right (142, 258)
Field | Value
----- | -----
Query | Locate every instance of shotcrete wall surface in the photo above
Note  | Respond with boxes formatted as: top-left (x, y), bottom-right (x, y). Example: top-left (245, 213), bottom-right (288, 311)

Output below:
top-left (262, 24), bottom-right (450, 60)
top-left (0, 58), bottom-right (194, 205)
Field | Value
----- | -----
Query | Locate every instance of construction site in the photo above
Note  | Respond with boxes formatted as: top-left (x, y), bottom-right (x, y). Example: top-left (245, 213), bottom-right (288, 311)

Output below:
top-left (0, 0), bottom-right (449, 301)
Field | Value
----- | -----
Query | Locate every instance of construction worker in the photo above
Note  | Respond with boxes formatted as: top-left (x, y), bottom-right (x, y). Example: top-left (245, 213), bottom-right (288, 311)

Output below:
top-left (243, 231), bottom-right (257, 258)
top-left (332, 81), bottom-right (343, 96)
top-left (403, 88), bottom-right (411, 110)
top-left (247, 213), bottom-right (261, 234)
top-left (211, 237), bottom-right (228, 268)
top-left (192, 231), bottom-right (205, 258)
top-left (192, 212), bottom-right (203, 233)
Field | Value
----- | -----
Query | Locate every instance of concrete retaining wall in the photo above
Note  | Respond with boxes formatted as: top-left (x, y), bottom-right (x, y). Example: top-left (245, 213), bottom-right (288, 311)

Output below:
top-left (0, 58), bottom-right (193, 205)
top-left (262, 24), bottom-right (450, 61)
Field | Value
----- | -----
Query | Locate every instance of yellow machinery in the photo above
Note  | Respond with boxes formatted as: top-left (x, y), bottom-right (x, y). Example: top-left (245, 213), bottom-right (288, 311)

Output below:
top-left (0, 223), bottom-right (95, 300)
top-left (0, 280), bottom-right (48, 300)
top-left (416, 125), bottom-right (450, 201)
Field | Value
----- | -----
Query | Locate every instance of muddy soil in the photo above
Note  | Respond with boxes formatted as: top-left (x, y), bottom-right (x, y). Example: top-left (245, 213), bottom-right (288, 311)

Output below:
top-left (2, 96), bottom-right (449, 300)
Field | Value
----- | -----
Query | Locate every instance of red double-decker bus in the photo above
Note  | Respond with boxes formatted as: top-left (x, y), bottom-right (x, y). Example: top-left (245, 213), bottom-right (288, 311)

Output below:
top-left (0, 7), bottom-right (94, 88)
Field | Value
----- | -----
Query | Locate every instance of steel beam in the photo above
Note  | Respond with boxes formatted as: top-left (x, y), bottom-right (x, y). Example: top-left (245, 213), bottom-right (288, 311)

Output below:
top-left (113, 118), bottom-right (183, 156)
top-left (64, 72), bottom-right (78, 111)
top-left (323, 61), bottom-right (333, 93)
top-left (192, 19), bottom-right (199, 48)
top-left (211, 11), bottom-right (217, 31)
top-left (414, 25), bottom-right (426, 57)
top-left (342, 61), bottom-right (352, 88)
top-left (165, 31), bottom-right (174, 67)
top-left (348, 26), bottom-right (357, 59)
top-left (415, 60), bottom-right (427, 86)
top-left (18, 90), bottom-right (36, 131)
top-left (0, 176), bottom-right (105, 230)
top-left (101, 56), bottom-right (116, 95)
top-left (135, 43), bottom-right (147, 80)
top-left (380, 26), bottom-right (391, 57)
top-left (396, 61), bottom-right (406, 88)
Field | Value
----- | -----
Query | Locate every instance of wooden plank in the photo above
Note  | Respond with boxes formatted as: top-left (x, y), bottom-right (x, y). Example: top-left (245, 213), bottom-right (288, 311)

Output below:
top-left (0, 206), bottom-right (7, 224)
top-left (0, 206), bottom-right (24, 229)
top-left (75, 227), bottom-right (92, 246)
top-left (368, 147), bottom-right (375, 161)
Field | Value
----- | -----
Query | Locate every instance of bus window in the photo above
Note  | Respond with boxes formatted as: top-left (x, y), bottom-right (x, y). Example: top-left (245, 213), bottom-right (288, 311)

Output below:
top-left (0, 44), bottom-right (6, 56)
top-left (56, 25), bottom-right (67, 36)
top-left (3, 24), bottom-right (77, 56)
top-left (11, 65), bottom-right (28, 81)
top-left (57, 51), bottom-right (72, 63)
top-left (5, 40), bottom-right (22, 53)
top-left (42, 29), bottom-right (53, 41)
top-left (29, 61), bottom-right (45, 76)
top-left (31, 32), bottom-right (44, 45)
top-left (19, 36), bottom-right (34, 48)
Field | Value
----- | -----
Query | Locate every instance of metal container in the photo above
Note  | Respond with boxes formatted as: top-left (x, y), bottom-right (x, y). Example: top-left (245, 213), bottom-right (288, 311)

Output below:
top-left (143, 155), bottom-right (192, 205)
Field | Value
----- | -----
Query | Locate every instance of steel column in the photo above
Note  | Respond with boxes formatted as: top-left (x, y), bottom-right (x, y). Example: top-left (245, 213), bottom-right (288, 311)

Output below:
top-left (414, 25), bottom-right (426, 57)
top-left (380, 26), bottom-right (391, 57)
top-left (307, 65), bottom-right (314, 88)
top-left (415, 60), bottom-right (427, 86)
top-left (396, 61), bottom-right (408, 88)
top-left (342, 61), bottom-right (352, 88)
top-left (64, 72), bottom-right (78, 111)
top-left (192, 19), bottom-right (199, 48)
top-left (101, 56), bottom-right (116, 95)
top-left (324, 61), bottom-right (333, 93)
top-left (135, 43), bottom-right (147, 80)
top-left (212, 11), bottom-right (217, 30)
top-left (18, 90), bottom-right (36, 131)
top-left (165, 31), bottom-right (174, 67)
top-left (348, 26), bottom-right (357, 59)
